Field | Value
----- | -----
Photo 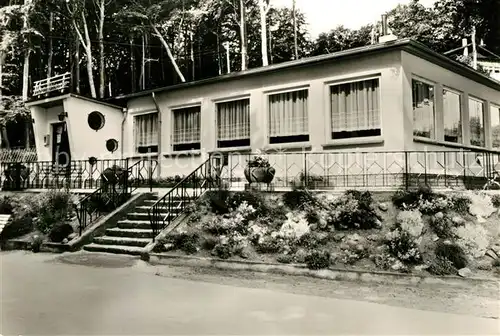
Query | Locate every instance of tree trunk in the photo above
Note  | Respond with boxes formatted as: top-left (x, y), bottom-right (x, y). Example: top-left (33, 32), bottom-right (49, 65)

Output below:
top-left (75, 37), bottom-right (80, 94)
top-left (239, 0), bottom-right (248, 71)
top-left (1, 127), bottom-right (10, 149)
top-left (292, 0), bottom-right (298, 53)
top-left (130, 37), bottom-right (136, 92)
top-left (98, 0), bottom-right (105, 98)
top-left (259, 0), bottom-right (269, 66)
top-left (140, 34), bottom-right (145, 90)
top-left (0, 51), bottom-right (4, 99)
top-left (22, 51), bottom-right (30, 101)
top-left (47, 12), bottom-right (54, 78)
top-left (81, 13), bottom-right (97, 98)
top-left (190, 31), bottom-right (195, 80)
top-left (153, 25), bottom-right (186, 82)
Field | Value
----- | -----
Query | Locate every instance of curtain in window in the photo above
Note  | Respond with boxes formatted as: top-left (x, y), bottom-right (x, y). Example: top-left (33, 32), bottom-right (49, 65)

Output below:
top-left (217, 99), bottom-right (250, 141)
top-left (330, 79), bottom-right (380, 133)
top-left (134, 112), bottom-right (158, 149)
top-left (173, 107), bottom-right (201, 144)
top-left (268, 89), bottom-right (308, 137)
top-left (443, 90), bottom-right (462, 143)
top-left (412, 80), bottom-right (435, 138)
top-left (492, 105), bottom-right (500, 149)
top-left (469, 99), bottom-right (485, 147)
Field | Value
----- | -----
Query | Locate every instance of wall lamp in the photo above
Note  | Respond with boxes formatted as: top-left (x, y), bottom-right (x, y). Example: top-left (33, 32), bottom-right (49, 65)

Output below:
top-left (58, 111), bottom-right (68, 121)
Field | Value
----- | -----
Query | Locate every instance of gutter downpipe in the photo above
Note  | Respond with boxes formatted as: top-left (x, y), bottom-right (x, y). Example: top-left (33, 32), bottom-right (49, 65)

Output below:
top-left (121, 107), bottom-right (127, 160)
top-left (151, 92), bottom-right (162, 184)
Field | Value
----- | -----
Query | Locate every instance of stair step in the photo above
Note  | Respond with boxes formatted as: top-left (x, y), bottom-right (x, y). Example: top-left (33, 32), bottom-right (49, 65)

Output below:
top-left (126, 212), bottom-right (176, 221)
top-left (106, 227), bottom-right (153, 238)
top-left (83, 243), bottom-right (144, 256)
top-left (93, 236), bottom-right (151, 247)
top-left (134, 205), bottom-right (182, 213)
top-left (117, 219), bottom-right (152, 229)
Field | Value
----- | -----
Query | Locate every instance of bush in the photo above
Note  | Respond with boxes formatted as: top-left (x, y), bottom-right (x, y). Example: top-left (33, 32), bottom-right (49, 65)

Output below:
top-left (228, 192), bottom-right (264, 212)
top-left (255, 235), bottom-right (282, 254)
top-left (429, 214), bottom-right (454, 238)
top-left (282, 187), bottom-right (316, 210)
top-left (168, 232), bottom-right (199, 254)
top-left (396, 210), bottom-right (424, 237)
top-left (206, 189), bottom-right (231, 214)
top-left (49, 223), bottom-right (74, 243)
top-left (31, 235), bottom-right (43, 253)
top-left (0, 195), bottom-right (16, 214)
top-left (453, 223), bottom-right (490, 258)
top-left (492, 194), bottom-right (500, 208)
top-left (201, 236), bottom-right (218, 251)
top-left (435, 242), bottom-right (468, 269)
top-left (330, 190), bottom-right (381, 230)
top-left (305, 250), bottom-right (331, 270)
top-left (428, 256), bottom-right (457, 276)
top-left (276, 254), bottom-right (294, 264)
top-left (391, 185), bottom-right (435, 210)
top-left (36, 190), bottom-right (76, 234)
top-left (450, 195), bottom-right (472, 214)
top-left (386, 230), bottom-right (422, 263)
top-left (213, 243), bottom-right (232, 259)
top-left (0, 214), bottom-right (33, 241)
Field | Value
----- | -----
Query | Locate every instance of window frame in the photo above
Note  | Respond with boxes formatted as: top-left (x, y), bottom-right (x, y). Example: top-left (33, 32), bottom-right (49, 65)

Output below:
top-left (490, 102), bottom-right (500, 149)
top-left (214, 96), bottom-right (251, 149)
top-left (468, 95), bottom-right (486, 148)
top-left (171, 104), bottom-right (202, 152)
top-left (442, 86), bottom-right (463, 144)
top-left (327, 75), bottom-right (382, 140)
top-left (266, 87), bottom-right (310, 145)
top-left (411, 76), bottom-right (437, 140)
top-left (133, 111), bottom-right (159, 154)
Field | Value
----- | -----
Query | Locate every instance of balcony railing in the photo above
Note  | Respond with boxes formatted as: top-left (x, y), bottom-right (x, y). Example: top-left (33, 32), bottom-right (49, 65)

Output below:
top-left (32, 72), bottom-right (71, 98)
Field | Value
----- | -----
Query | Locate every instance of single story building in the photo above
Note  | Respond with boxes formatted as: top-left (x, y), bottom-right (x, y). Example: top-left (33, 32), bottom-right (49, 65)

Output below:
top-left (23, 38), bottom-right (500, 190)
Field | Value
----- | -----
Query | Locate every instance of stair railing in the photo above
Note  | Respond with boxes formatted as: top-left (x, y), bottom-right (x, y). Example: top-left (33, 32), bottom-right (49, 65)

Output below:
top-left (148, 156), bottom-right (221, 240)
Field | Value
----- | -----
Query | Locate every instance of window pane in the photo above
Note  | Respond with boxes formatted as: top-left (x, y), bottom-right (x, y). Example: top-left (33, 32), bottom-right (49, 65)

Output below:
top-left (492, 105), bottom-right (500, 149)
top-left (172, 106), bottom-right (201, 146)
top-left (268, 89), bottom-right (309, 143)
top-left (412, 79), bottom-right (435, 138)
top-left (443, 90), bottom-right (462, 143)
top-left (134, 112), bottom-right (159, 153)
top-left (330, 78), bottom-right (381, 139)
top-left (217, 99), bottom-right (250, 140)
top-left (469, 98), bottom-right (485, 147)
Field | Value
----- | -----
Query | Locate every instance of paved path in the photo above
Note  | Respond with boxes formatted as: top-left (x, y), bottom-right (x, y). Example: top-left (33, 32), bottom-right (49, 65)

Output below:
top-left (1, 251), bottom-right (499, 335)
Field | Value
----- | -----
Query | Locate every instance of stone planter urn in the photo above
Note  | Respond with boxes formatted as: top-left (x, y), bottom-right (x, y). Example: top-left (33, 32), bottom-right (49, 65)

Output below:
top-left (244, 156), bottom-right (276, 184)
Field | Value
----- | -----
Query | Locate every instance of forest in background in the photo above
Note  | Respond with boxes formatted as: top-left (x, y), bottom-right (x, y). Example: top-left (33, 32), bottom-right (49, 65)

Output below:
top-left (0, 0), bottom-right (499, 149)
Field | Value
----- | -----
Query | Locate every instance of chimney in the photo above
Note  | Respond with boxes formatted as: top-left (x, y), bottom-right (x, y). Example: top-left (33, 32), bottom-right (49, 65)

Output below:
top-left (379, 14), bottom-right (398, 43)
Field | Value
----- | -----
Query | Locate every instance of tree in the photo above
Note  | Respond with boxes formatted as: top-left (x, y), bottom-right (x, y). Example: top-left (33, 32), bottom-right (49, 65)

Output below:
top-left (258, 0), bottom-right (270, 66)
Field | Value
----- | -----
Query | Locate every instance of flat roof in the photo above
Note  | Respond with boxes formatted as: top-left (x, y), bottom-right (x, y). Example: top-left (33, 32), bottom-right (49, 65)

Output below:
top-left (108, 38), bottom-right (500, 103)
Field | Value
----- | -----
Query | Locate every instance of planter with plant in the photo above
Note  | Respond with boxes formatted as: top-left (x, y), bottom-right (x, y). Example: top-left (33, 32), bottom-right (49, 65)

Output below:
top-left (244, 156), bottom-right (276, 184)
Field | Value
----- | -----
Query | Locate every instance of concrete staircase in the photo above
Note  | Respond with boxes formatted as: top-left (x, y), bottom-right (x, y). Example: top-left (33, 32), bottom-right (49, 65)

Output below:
top-left (83, 193), bottom-right (190, 256)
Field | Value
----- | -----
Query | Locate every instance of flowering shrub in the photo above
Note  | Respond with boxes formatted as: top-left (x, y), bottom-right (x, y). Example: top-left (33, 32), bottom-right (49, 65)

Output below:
top-left (328, 190), bottom-right (381, 230)
top-left (304, 250), bottom-right (331, 270)
top-left (385, 230), bottom-right (422, 263)
top-left (248, 223), bottom-right (269, 245)
top-left (277, 212), bottom-right (310, 241)
top-left (247, 156), bottom-right (271, 168)
top-left (434, 242), bottom-right (468, 269)
top-left (453, 223), bottom-right (490, 258)
top-left (429, 213), bottom-right (454, 238)
top-left (203, 202), bottom-right (255, 235)
top-left (427, 257), bottom-right (457, 276)
top-left (396, 210), bottom-right (424, 238)
top-left (282, 187), bottom-right (316, 210)
top-left (417, 196), bottom-right (452, 215)
top-left (212, 231), bottom-right (250, 259)
top-left (464, 191), bottom-right (496, 219)
top-left (491, 194), bottom-right (500, 208)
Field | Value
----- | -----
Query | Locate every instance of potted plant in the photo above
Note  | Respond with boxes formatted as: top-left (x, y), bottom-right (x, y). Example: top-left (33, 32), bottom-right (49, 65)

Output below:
top-left (244, 156), bottom-right (276, 184)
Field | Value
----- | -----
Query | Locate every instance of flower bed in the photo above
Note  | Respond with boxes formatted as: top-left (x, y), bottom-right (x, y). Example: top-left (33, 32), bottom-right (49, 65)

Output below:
top-left (156, 186), bottom-right (500, 278)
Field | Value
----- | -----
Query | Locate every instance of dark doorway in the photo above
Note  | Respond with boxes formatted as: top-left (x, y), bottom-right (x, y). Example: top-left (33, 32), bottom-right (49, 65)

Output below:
top-left (51, 122), bottom-right (71, 174)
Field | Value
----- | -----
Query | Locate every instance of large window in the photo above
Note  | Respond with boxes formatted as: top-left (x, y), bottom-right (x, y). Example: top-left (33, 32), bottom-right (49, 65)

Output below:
top-left (443, 89), bottom-right (462, 143)
top-left (268, 89), bottom-right (309, 144)
top-left (492, 104), bottom-right (500, 149)
top-left (412, 79), bottom-right (436, 138)
top-left (172, 106), bottom-right (201, 151)
top-left (134, 112), bottom-right (158, 154)
top-left (469, 97), bottom-right (485, 147)
top-left (330, 78), bottom-right (381, 139)
top-left (216, 98), bottom-right (250, 148)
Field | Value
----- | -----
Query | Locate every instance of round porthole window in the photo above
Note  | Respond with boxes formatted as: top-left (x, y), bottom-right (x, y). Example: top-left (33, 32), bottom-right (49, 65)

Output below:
top-left (88, 111), bottom-right (105, 131)
top-left (106, 139), bottom-right (119, 153)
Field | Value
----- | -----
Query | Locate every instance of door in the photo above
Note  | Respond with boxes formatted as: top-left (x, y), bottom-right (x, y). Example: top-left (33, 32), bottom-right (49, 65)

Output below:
top-left (51, 122), bottom-right (71, 174)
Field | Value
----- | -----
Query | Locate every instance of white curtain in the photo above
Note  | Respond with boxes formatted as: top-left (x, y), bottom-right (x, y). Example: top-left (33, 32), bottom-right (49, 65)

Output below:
top-left (412, 80), bottom-right (435, 138)
top-left (443, 90), bottom-right (462, 142)
top-left (217, 99), bottom-right (250, 141)
top-left (492, 105), bottom-right (500, 149)
top-left (268, 89), bottom-right (308, 137)
top-left (134, 112), bottom-right (158, 149)
top-left (469, 98), bottom-right (485, 146)
top-left (331, 79), bottom-right (380, 133)
top-left (173, 107), bottom-right (201, 144)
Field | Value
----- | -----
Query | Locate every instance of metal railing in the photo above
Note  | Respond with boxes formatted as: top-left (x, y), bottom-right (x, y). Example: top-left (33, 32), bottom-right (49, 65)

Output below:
top-left (33, 72), bottom-right (71, 97)
top-left (0, 158), bottom-right (159, 191)
top-left (0, 148), bottom-right (37, 163)
top-left (218, 150), bottom-right (500, 190)
top-left (74, 158), bottom-right (158, 235)
top-left (148, 157), bottom-right (220, 239)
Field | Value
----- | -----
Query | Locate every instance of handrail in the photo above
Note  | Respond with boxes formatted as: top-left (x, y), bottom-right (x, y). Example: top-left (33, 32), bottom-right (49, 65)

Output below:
top-left (33, 72), bottom-right (71, 96)
top-left (148, 157), bottom-right (219, 239)
top-left (127, 158), bottom-right (158, 193)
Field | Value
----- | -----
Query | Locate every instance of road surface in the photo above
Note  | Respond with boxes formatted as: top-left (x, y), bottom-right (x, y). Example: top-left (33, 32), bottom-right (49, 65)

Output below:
top-left (1, 251), bottom-right (499, 335)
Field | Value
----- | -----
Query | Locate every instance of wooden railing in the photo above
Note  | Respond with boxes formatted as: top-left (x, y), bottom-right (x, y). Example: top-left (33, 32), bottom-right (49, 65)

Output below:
top-left (0, 148), bottom-right (37, 163)
top-left (33, 72), bottom-right (71, 97)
